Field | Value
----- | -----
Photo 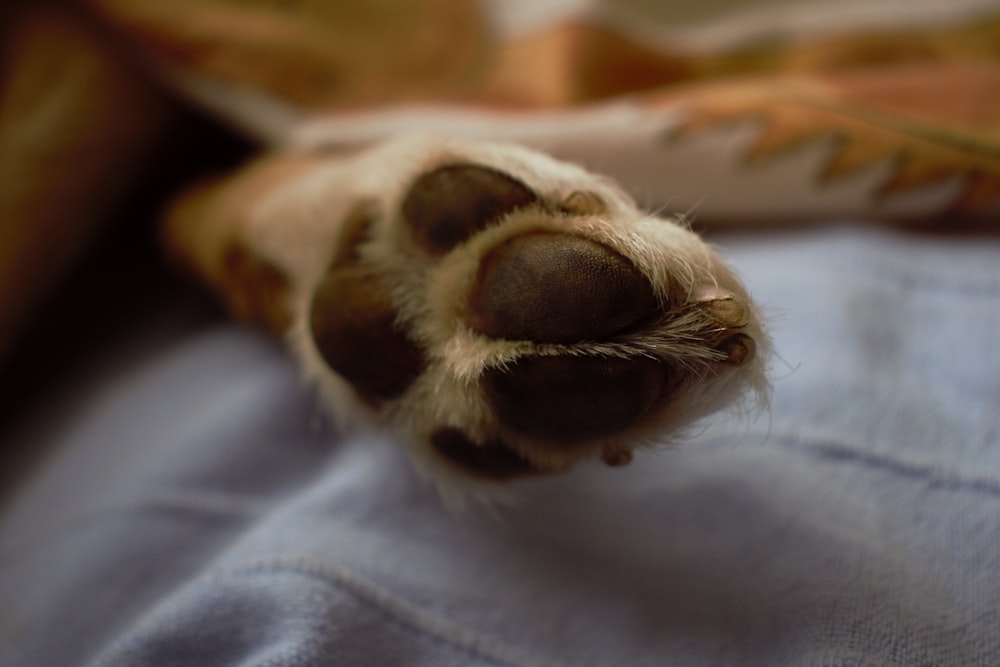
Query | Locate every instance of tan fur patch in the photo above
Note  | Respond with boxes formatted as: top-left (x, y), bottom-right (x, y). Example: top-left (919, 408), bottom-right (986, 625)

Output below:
top-left (221, 242), bottom-right (292, 333)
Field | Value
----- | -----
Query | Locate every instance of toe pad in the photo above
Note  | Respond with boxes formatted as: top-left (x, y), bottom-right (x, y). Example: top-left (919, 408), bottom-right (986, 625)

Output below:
top-left (468, 233), bottom-right (659, 343)
top-left (482, 354), bottom-right (673, 441)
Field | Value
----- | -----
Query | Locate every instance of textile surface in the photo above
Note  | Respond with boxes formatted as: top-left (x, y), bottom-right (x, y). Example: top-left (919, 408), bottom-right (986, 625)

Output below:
top-left (3, 227), bottom-right (999, 666)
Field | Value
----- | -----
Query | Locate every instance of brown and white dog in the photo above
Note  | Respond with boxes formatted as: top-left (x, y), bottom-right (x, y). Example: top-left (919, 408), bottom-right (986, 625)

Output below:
top-left (164, 134), bottom-right (770, 501)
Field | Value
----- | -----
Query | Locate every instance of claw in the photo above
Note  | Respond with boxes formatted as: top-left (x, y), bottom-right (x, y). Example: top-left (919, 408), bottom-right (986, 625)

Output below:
top-left (717, 333), bottom-right (756, 366)
top-left (692, 286), bottom-right (751, 328)
top-left (559, 190), bottom-right (607, 216)
top-left (601, 445), bottom-right (633, 467)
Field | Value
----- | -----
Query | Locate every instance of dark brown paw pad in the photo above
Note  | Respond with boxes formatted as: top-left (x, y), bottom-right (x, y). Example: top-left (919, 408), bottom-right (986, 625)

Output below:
top-left (308, 267), bottom-right (426, 403)
top-left (430, 427), bottom-right (544, 480)
top-left (482, 354), bottom-right (675, 442)
top-left (467, 232), bottom-right (659, 343)
top-left (402, 164), bottom-right (539, 255)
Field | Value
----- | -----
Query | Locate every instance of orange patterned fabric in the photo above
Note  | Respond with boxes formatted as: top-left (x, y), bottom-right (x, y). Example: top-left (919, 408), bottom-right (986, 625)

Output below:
top-left (84, 0), bottom-right (492, 108)
top-left (77, 0), bottom-right (999, 222)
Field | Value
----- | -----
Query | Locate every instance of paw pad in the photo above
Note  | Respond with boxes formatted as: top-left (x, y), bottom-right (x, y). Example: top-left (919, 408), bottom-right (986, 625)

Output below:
top-left (402, 164), bottom-right (538, 255)
top-left (308, 206), bottom-right (425, 403)
top-left (430, 427), bottom-right (539, 480)
top-left (467, 232), bottom-right (659, 343)
top-left (308, 267), bottom-right (426, 402)
top-left (482, 354), bottom-right (673, 441)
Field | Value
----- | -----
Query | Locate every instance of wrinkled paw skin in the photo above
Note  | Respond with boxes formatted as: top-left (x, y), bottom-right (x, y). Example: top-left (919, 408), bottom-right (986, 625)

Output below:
top-left (168, 135), bottom-right (769, 502)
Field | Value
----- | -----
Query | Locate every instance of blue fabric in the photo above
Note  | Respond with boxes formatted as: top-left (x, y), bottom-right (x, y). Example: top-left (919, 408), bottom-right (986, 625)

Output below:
top-left (2, 227), bottom-right (999, 666)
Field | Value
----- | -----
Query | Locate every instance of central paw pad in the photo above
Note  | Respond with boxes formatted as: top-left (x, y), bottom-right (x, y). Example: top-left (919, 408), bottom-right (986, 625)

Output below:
top-left (467, 232), bottom-right (659, 343)
top-left (300, 142), bottom-right (768, 490)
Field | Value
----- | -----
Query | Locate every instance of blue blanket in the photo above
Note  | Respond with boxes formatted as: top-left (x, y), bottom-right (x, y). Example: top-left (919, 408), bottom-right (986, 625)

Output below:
top-left (2, 227), bottom-right (999, 666)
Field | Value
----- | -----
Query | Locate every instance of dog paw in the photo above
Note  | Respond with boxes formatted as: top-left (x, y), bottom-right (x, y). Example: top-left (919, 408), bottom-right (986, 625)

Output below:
top-left (290, 137), bottom-right (770, 491)
top-left (164, 136), bottom-right (769, 498)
